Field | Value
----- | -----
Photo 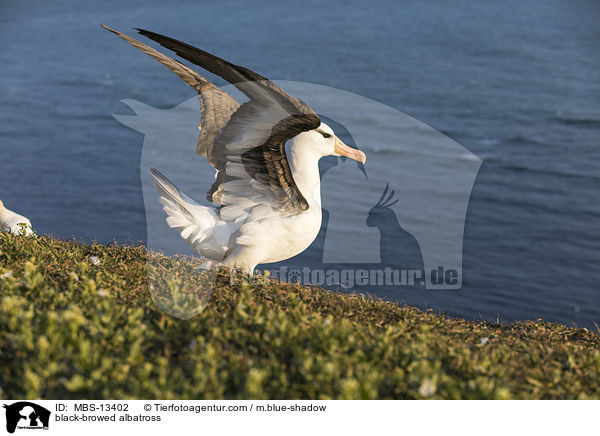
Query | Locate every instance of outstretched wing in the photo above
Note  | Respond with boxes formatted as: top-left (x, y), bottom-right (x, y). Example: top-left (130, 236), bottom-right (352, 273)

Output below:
top-left (100, 25), bottom-right (239, 161)
top-left (102, 25), bottom-right (321, 216)
top-left (135, 28), bottom-right (321, 214)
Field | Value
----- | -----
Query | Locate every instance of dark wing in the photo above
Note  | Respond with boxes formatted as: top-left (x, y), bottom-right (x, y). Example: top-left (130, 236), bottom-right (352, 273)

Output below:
top-left (102, 25), bottom-right (320, 215)
top-left (100, 25), bottom-right (239, 161)
top-left (134, 28), bottom-right (317, 122)
top-left (134, 28), bottom-right (321, 214)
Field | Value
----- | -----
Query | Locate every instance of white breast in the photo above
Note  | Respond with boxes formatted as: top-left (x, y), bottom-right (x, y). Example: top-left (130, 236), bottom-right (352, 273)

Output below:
top-left (252, 207), bottom-right (323, 264)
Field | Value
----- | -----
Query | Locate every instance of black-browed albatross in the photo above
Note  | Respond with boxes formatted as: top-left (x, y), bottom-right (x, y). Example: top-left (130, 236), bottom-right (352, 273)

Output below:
top-left (101, 25), bottom-right (366, 273)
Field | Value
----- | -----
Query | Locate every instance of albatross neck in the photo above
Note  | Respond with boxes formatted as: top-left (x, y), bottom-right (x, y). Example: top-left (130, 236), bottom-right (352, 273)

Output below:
top-left (288, 145), bottom-right (323, 209)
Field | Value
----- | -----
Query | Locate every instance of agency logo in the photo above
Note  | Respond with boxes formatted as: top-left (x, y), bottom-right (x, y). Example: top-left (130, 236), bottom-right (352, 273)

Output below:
top-left (114, 82), bottom-right (481, 319)
top-left (2, 402), bottom-right (50, 434)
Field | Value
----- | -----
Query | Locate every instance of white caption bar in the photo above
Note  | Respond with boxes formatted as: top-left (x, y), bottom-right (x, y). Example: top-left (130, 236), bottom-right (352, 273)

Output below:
top-left (1, 400), bottom-right (597, 436)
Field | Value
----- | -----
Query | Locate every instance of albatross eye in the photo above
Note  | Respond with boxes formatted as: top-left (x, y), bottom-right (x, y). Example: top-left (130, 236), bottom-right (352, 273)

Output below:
top-left (321, 132), bottom-right (332, 139)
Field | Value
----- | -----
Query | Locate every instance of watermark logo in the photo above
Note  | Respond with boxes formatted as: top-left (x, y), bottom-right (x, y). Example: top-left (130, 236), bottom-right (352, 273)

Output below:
top-left (114, 81), bottom-right (481, 319)
top-left (3, 402), bottom-right (50, 433)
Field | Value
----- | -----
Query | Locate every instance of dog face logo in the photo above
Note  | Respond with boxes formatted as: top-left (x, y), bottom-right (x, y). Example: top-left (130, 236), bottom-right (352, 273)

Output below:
top-left (2, 402), bottom-right (50, 434)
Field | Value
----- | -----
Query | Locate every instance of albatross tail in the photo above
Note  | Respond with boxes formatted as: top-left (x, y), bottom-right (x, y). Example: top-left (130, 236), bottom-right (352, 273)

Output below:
top-left (150, 168), bottom-right (218, 247)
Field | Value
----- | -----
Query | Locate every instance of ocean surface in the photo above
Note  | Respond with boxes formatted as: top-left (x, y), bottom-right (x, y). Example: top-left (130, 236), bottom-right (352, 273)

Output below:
top-left (1, 0), bottom-right (599, 327)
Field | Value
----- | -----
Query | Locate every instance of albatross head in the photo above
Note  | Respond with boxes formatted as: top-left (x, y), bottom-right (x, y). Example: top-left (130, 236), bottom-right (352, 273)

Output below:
top-left (294, 123), bottom-right (366, 164)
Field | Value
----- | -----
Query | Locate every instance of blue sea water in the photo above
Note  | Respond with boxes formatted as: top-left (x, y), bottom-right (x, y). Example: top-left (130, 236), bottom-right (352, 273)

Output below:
top-left (1, 0), bottom-right (599, 326)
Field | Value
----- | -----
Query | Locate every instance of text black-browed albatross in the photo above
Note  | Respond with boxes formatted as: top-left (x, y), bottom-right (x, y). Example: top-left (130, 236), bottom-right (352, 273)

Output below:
top-left (102, 25), bottom-right (366, 273)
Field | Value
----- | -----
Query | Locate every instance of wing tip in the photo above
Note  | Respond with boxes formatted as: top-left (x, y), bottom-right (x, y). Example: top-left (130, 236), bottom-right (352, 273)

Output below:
top-left (135, 28), bottom-right (155, 39)
top-left (98, 23), bottom-right (118, 34)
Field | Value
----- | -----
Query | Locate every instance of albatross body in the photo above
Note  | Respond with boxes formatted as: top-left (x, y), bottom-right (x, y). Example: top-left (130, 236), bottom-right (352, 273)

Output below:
top-left (102, 25), bottom-right (366, 273)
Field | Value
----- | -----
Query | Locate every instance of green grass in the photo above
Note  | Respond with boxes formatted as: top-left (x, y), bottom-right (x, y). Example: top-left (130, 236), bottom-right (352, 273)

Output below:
top-left (1, 232), bottom-right (599, 399)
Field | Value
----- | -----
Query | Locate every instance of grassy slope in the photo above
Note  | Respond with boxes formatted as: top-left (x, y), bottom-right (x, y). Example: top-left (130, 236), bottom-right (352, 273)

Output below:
top-left (0, 232), bottom-right (599, 399)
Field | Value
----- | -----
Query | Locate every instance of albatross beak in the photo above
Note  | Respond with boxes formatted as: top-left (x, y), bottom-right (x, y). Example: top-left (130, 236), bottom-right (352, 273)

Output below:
top-left (334, 136), bottom-right (367, 164)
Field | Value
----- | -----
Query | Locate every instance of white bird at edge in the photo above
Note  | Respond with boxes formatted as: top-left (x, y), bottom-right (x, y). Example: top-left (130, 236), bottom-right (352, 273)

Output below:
top-left (101, 25), bottom-right (366, 274)
top-left (0, 200), bottom-right (35, 236)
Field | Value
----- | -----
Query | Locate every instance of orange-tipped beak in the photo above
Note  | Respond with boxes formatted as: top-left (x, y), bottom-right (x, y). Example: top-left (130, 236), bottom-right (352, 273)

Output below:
top-left (334, 136), bottom-right (366, 164)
